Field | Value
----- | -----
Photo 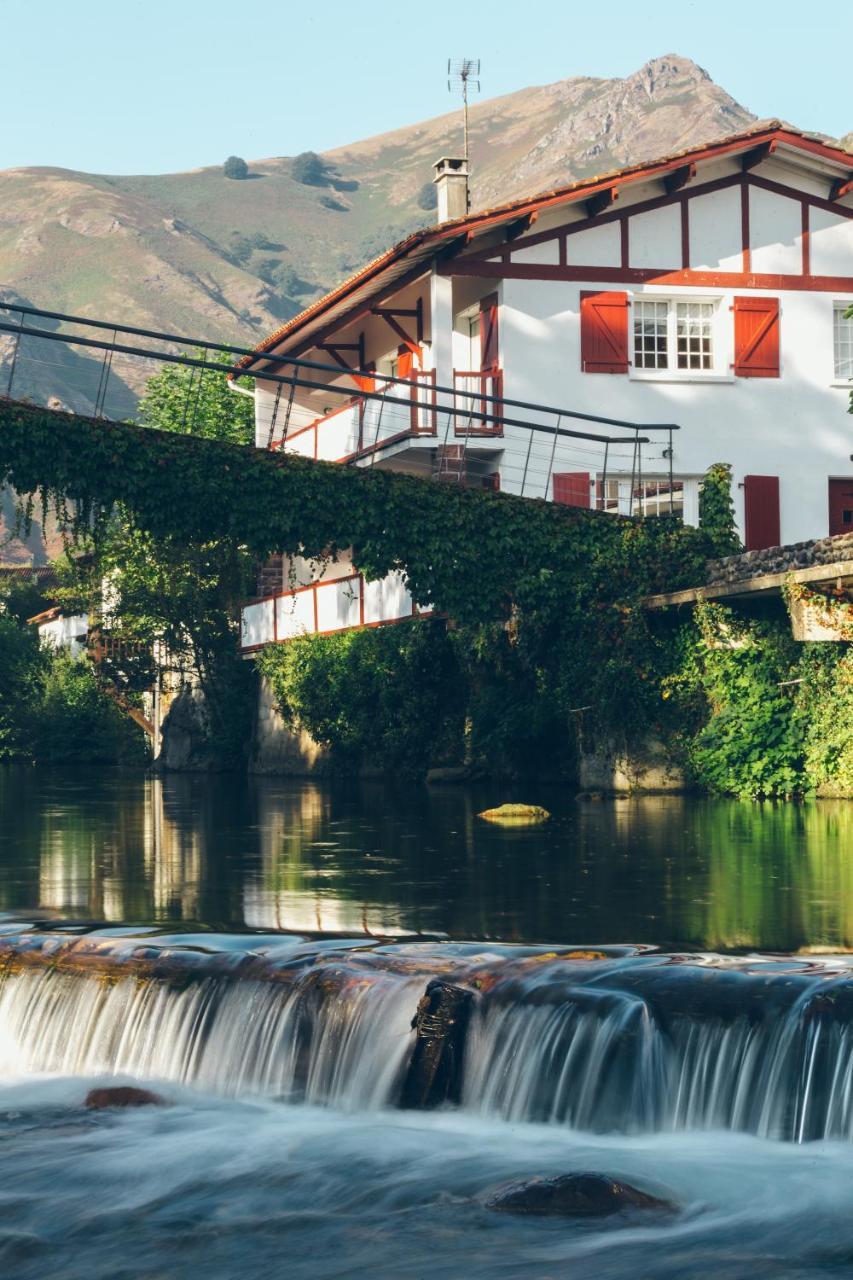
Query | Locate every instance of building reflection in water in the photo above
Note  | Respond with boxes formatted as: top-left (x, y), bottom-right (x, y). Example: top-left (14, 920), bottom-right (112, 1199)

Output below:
top-left (4, 765), bottom-right (853, 951)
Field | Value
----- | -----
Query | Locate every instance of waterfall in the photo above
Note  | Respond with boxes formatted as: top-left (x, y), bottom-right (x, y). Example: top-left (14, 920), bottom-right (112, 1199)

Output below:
top-left (4, 930), bottom-right (853, 1141)
top-left (0, 967), bottom-right (421, 1109)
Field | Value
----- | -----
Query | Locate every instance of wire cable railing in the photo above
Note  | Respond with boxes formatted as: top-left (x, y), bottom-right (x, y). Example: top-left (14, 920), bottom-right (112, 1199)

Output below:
top-left (0, 301), bottom-right (681, 516)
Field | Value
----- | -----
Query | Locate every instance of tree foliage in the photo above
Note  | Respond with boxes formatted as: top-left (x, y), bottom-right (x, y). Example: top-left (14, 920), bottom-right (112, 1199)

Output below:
top-left (699, 462), bottom-right (742, 558)
top-left (291, 151), bottom-right (328, 186)
top-left (223, 155), bottom-right (249, 180)
top-left (417, 182), bottom-right (438, 212)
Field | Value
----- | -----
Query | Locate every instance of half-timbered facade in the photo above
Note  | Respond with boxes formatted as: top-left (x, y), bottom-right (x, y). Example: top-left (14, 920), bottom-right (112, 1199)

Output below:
top-left (236, 123), bottom-right (853, 650)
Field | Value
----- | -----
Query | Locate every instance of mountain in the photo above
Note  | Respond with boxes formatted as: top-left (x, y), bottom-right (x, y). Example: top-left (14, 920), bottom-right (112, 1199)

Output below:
top-left (0, 54), bottom-right (838, 563)
top-left (0, 56), bottom-right (755, 357)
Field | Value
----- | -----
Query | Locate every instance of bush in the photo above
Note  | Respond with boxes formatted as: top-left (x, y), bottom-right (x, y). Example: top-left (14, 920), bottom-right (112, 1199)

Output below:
top-left (223, 155), bottom-right (249, 180)
top-left (291, 151), bottom-right (327, 186)
top-left (417, 182), bottom-right (438, 211)
top-left (0, 611), bottom-right (42, 758)
top-left (30, 651), bottom-right (149, 765)
top-left (670, 604), bottom-right (806, 798)
top-left (319, 194), bottom-right (348, 212)
top-left (258, 621), bottom-right (465, 777)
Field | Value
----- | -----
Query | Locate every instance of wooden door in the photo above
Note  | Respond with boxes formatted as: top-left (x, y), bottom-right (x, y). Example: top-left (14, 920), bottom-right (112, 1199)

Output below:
top-left (829, 478), bottom-right (853, 536)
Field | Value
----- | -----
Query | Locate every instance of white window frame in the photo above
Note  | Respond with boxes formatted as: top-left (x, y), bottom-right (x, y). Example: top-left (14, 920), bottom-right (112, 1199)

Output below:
top-left (596, 474), bottom-right (701, 525)
top-left (832, 301), bottom-right (853, 387)
top-left (629, 292), bottom-right (733, 383)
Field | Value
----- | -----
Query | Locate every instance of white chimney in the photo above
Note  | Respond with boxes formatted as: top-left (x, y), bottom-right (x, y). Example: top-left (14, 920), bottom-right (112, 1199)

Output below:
top-left (432, 156), bottom-right (469, 222)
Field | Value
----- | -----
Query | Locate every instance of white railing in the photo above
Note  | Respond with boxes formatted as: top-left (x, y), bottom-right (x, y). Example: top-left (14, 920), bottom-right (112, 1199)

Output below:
top-left (240, 570), bottom-right (430, 651)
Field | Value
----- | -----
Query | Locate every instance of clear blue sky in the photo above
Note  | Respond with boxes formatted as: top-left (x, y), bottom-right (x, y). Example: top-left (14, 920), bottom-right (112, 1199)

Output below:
top-left (1, 0), bottom-right (849, 174)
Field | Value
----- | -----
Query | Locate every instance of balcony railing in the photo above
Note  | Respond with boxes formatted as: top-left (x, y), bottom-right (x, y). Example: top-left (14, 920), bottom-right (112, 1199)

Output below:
top-left (240, 570), bottom-right (432, 652)
top-left (453, 370), bottom-right (503, 437)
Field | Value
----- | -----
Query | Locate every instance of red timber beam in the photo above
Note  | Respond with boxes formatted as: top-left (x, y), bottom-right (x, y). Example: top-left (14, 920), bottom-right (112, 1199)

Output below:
top-left (830, 174), bottom-right (853, 202)
top-left (584, 185), bottom-right (619, 218)
top-left (741, 140), bottom-right (778, 171)
top-left (664, 162), bottom-right (696, 194)
top-left (371, 297), bottom-right (423, 355)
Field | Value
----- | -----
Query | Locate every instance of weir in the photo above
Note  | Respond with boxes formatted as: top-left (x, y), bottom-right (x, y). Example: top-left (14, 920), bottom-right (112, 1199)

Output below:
top-left (4, 922), bottom-right (853, 1142)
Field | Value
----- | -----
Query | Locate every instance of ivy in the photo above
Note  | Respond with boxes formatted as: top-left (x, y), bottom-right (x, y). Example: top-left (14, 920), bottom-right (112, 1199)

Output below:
top-left (0, 400), bottom-right (713, 771)
top-left (698, 462), bottom-right (742, 558)
top-left (258, 621), bottom-right (465, 776)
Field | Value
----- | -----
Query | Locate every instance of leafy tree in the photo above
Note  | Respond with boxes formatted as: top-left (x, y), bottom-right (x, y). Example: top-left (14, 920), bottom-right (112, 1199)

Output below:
top-left (137, 348), bottom-right (254, 445)
top-left (57, 355), bottom-right (259, 765)
top-left (0, 610), bottom-right (42, 758)
top-left (417, 182), bottom-right (438, 212)
top-left (291, 151), bottom-right (327, 186)
top-left (223, 155), bottom-right (249, 180)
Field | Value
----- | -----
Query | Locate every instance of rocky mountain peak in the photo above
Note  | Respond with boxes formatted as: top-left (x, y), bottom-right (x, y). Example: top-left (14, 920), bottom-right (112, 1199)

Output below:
top-left (628, 54), bottom-right (713, 98)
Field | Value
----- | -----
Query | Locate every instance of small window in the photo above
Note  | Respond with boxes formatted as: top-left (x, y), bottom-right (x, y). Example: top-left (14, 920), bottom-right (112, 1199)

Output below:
top-left (633, 299), bottom-right (715, 373)
top-left (596, 476), bottom-right (698, 523)
top-left (834, 304), bottom-right (853, 380)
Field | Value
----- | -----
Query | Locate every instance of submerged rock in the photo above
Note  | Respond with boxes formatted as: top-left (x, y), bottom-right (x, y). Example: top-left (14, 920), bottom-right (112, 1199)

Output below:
top-left (477, 803), bottom-right (550, 825)
top-left (400, 980), bottom-right (473, 1109)
top-left (486, 1172), bottom-right (675, 1217)
top-left (84, 1086), bottom-right (167, 1110)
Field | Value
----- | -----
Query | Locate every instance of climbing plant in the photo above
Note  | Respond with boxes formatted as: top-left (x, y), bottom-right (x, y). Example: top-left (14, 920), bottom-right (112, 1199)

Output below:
top-left (0, 399), bottom-right (724, 772)
top-left (698, 462), bottom-right (742, 558)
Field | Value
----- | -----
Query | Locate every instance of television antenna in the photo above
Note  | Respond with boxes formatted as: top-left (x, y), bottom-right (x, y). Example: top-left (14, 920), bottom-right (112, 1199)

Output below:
top-left (447, 57), bottom-right (480, 172)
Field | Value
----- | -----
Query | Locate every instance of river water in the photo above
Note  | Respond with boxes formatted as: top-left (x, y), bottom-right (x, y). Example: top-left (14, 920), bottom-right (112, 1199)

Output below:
top-left (4, 767), bottom-right (853, 1279)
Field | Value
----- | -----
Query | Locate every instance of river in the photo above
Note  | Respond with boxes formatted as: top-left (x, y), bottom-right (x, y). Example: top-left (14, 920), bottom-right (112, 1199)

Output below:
top-left (3, 767), bottom-right (853, 1279)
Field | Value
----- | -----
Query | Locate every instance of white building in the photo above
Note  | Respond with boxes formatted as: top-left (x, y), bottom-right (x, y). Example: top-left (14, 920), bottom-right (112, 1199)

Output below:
top-left (237, 122), bottom-right (853, 652)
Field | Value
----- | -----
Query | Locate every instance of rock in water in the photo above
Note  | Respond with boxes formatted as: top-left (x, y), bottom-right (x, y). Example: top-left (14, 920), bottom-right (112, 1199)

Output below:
top-left (477, 803), bottom-right (550, 825)
top-left (400, 980), bottom-right (473, 1109)
top-left (85, 1086), bottom-right (167, 1110)
top-left (486, 1173), bottom-right (675, 1217)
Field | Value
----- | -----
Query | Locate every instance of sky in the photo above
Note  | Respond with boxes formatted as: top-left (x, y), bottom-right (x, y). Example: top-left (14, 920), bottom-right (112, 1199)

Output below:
top-left (1, 0), bottom-right (850, 174)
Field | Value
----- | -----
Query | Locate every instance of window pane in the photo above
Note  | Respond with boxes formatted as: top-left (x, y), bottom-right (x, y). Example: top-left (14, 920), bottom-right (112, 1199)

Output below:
top-left (634, 478), bottom-right (685, 519)
top-left (634, 300), bottom-right (669, 370)
top-left (835, 306), bottom-right (853, 379)
top-left (676, 301), bottom-right (714, 370)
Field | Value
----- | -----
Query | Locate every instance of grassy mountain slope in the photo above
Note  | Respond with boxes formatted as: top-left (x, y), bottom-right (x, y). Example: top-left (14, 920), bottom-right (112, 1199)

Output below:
top-left (0, 55), bottom-right (756, 351)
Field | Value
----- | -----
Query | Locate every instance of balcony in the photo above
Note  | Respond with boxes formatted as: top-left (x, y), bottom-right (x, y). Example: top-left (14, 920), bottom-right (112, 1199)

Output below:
top-left (240, 570), bottom-right (431, 652)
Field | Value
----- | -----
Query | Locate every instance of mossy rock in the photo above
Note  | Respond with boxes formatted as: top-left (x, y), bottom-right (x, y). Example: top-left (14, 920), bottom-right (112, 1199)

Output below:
top-left (477, 803), bottom-right (550, 826)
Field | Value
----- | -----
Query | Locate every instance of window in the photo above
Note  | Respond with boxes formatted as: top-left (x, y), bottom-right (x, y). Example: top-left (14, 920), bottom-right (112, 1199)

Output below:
top-left (467, 314), bottom-right (480, 368)
top-left (633, 299), bottom-right (715, 373)
top-left (834, 304), bottom-right (853, 381)
top-left (596, 475), bottom-right (699, 524)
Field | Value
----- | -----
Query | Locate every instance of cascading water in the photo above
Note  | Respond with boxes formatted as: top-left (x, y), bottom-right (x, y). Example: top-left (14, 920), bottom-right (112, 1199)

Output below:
top-left (5, 925), bottom-right (853, 1143)
top-left (0, 965), bottom-right (422, 1109)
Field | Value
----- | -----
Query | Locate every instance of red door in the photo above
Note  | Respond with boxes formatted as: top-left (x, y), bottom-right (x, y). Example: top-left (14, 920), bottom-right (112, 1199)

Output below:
top-left (743, 475), bottom-right (780, 551)
top-left (829, 478), bottom-right (853, 536)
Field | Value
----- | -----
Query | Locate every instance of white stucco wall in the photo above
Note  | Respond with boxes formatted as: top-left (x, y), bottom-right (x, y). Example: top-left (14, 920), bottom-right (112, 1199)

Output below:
top-left (499, 276), bottom-right (851, 542)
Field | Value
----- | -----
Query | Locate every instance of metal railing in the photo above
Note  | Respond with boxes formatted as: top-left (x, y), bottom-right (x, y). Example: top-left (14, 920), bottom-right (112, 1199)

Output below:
top-left (0, 301), bottom-right (682, 516)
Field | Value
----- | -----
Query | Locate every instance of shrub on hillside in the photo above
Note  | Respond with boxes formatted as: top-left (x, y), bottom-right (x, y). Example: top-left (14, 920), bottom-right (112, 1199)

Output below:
top-left (417, 182), bottom-right (438, 211)
top-left (291, 151), bottom-right (328, 186)
top-left (223, 156), bottom-right (249, 180)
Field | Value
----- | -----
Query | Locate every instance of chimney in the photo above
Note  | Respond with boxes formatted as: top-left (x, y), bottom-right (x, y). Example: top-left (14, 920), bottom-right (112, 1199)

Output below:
top-left (433, 156), bottom-right (469, 222)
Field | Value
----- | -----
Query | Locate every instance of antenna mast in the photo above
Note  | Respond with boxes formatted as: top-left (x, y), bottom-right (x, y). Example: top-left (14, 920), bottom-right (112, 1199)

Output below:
top-left (447, 57), bottom-right (480, 210)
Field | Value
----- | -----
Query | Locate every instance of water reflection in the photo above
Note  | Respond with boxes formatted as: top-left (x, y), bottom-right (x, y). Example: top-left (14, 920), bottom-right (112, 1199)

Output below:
top-left (3, 766), bottom-right (853, 950)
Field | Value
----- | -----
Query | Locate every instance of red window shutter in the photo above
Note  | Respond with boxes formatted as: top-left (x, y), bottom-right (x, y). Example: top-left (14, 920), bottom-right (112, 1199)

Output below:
top-left (397, 346), bottom-right (415, 379)
top-left (480, 293), bottom-right (499, 371)
top-left (553, 472), bottom-right (591, 508)
top-left (743, 475), bottom-right (780, 550)
top-left (733, 296), bottom-right (780, 377)
top-left (482, 471), bottom-right (501, 492)
top-left (580, 291), bottom-right (629, 373)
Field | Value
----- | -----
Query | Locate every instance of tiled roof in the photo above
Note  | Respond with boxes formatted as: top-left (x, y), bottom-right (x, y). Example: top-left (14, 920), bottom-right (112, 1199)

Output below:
top-left (235, 121), bottom-right (853, 371)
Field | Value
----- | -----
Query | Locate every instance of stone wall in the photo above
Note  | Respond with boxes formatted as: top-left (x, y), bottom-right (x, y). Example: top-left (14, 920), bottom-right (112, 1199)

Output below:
top-left (707, 532), bottom-right (853, 586)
